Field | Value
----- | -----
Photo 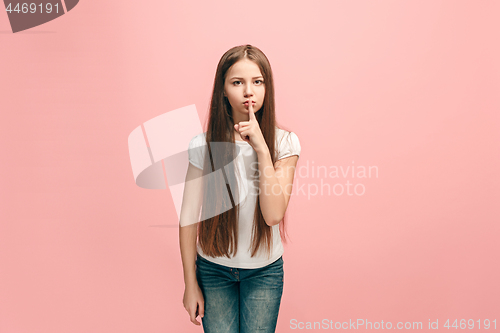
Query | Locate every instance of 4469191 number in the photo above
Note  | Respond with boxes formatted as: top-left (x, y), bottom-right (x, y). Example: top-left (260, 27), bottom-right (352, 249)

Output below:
top-left (444, 319), bottom-right (496, 329)
top-left (5, 3), bottom-right (60, 14)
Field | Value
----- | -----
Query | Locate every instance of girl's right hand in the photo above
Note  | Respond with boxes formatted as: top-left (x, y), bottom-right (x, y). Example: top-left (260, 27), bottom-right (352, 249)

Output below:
top-left (183, 282), bottom-right (205, 325)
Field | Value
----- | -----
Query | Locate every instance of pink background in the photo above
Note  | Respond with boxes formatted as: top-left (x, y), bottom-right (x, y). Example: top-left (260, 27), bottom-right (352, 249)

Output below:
top-left (1, 0), bottom-right (499, 332)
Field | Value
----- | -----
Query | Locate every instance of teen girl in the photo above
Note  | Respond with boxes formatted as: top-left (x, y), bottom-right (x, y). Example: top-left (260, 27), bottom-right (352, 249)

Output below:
top-left (179, 44), bottom-right (301, 333)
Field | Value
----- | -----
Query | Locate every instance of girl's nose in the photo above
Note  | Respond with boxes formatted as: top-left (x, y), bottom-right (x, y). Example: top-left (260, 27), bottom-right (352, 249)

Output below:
top-left (244, 86), bottom-right (253, 97)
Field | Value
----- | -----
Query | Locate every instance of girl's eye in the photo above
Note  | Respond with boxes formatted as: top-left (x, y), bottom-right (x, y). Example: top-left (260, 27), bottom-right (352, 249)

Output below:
top-left (232, 80), bottom-right (264, 86)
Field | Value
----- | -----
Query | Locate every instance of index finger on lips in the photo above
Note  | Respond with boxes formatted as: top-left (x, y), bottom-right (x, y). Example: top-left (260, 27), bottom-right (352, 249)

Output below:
top-left (248, 100), bottom-right (256, 120)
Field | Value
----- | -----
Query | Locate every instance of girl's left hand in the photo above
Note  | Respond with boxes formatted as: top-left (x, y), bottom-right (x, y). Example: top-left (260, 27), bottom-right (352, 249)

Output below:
top-left (234, 102), bottom-right (267, 153)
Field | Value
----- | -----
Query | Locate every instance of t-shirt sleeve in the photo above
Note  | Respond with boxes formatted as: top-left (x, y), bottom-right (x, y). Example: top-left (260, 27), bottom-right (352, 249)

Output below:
top-left (276, 131), bottom-right (301, 161)
top-left (188, 134), bottom-right (205, 170)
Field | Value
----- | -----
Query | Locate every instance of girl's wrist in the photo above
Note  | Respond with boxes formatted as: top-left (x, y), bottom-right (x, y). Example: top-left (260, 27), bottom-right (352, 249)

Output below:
top-left (255, 144), bottom-right (270, 156)
top-left (184, 270), bottom-right (198, 284)
top-left (184, 276), bottom-right (199, 288)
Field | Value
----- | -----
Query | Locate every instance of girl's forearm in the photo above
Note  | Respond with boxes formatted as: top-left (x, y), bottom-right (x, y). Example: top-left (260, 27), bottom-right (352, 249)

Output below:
top-left (256, 146), bottom-right (286, 226)
top-left (179, 224), bottom-right (198, 287)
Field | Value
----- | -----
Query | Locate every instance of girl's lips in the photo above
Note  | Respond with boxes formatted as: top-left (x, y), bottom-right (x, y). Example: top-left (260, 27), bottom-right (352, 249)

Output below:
top-left (243, 101), bottom-right (256, 105)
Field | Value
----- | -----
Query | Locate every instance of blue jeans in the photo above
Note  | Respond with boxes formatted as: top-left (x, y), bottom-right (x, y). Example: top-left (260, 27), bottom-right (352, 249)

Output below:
top-left (195, 254), bottom-right (284, 333)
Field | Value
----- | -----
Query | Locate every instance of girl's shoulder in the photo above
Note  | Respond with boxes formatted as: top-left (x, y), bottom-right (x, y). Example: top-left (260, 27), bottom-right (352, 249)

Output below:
top-left (188, 132), bottom-right (207, 148)
top-left (275, 126), bottom-right (301, 160)
top-left (275, 126), bottom-right (292, 139)
top-left (275, 126), bottom-right (300, 143)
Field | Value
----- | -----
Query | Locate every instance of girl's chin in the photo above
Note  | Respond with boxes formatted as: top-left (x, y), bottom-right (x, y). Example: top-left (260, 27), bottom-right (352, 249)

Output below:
top-left (233, 106), bottom-right (259, 113)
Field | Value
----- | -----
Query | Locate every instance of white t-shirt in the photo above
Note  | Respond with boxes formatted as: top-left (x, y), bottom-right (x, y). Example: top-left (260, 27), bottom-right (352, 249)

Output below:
top-left (187, 126), bottom-right (301, 268)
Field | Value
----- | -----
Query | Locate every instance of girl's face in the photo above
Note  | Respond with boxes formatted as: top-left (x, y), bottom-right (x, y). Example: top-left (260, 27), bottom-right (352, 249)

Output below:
top-left (224, 58), bottom-right (265, 117)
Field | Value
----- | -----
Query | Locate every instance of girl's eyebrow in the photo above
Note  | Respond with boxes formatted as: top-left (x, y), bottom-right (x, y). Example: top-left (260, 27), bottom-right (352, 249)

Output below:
top-left (229, 76), bottom-right (264, 80)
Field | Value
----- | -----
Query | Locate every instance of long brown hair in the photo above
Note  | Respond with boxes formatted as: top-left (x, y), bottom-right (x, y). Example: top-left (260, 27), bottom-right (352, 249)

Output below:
top-left (197, 44), bottom-right (291, 259)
